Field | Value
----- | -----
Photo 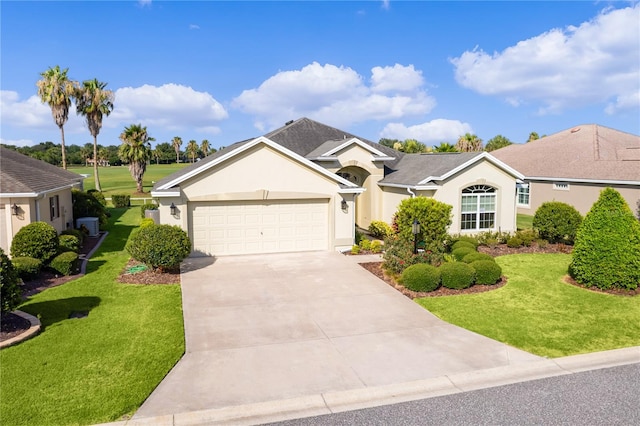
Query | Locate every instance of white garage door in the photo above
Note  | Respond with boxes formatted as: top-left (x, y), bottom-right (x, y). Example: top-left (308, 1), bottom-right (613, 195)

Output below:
top-left (190, 199), bottom-right (329, 256)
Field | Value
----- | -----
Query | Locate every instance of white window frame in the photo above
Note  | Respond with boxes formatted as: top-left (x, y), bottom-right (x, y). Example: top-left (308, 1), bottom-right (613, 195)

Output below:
top-left (516, 184), bottom-right (530, 207)
top-left (553, 182), bottom-right (570, 191)
top-left (50, 195), bottom-right (60, 220)
top-left (461, 185), bottom-right (497, 232)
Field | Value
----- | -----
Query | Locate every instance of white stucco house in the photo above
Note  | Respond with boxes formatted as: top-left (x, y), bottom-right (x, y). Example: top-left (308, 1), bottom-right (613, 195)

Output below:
top-left (151, 118), bottom-right (524, 256)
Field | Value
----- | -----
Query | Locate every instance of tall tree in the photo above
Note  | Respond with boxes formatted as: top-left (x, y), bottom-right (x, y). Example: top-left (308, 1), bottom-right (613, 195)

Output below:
top-left (527, 131), bottom-right (540, 143)
top-left (172, 136), bottom-right (183, 163)
top-left (80, 143), bottom-right (92, 166)
top-left (201, 139), bottom-right (211, 157)
top-left (433, 142), bottom-right (458, 152)
top-left (455, 133), bottom-right (483, 152)
top-left (401, 139), bottom-right (429, 153)
top-left (118, 124), bottom-right (154, 193)
top-left (36, 66), bottom-right (76, 169)
top-left (378, 138), bottom-right (401, 149)
top-left (186, 139), bottom-right (199, 163)
top-left (75, 79), bottom-right (114, 192)
top-left (485, 135), bottom-right (513, 152)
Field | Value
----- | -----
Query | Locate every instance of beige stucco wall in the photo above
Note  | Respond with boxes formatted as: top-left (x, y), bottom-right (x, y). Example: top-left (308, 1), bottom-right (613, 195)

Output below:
top-left (518, 181), bottom-right (640, 216)
top-left (155, 143), bottom-right (357, 251)
top-left (0, 188), bottom-right (75, 254)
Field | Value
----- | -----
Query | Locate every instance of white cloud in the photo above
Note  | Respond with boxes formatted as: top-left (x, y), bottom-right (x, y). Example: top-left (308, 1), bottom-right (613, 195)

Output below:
top-left (0, 90), bottom-right (85, 133)
top-left (189, 24), bottom-right (200, 30)
top-left (137, 0), bottom-right (152, 8)
top-left (380, 119), bottom-right (473, 144)
top-left (371, 64), bottom-right (424, 93)
top-left (232, 62), bottom-right (435, 131)
top-left (451, 4), bottom-right (640, 114)
top-left (0, 137), bottom-right (35, 147)
top-left (111, 83), bottom-right (228, 132)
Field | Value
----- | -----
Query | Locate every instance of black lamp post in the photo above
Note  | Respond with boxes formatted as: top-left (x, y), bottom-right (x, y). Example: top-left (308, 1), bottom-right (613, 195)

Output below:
top-left (412, 218), bottom-right (420, 254)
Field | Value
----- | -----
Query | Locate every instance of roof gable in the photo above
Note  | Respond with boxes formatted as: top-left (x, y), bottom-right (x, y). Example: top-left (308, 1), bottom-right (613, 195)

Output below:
top-left (0, 147), bottom-right (84, 195)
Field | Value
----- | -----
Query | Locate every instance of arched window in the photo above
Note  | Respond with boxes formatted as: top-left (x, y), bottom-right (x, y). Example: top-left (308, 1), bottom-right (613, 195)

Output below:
top-left (461, 185), bottom-right (496, 231)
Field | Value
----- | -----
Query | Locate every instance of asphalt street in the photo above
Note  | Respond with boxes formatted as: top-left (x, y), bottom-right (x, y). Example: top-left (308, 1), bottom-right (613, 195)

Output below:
top-left (268, 363), bottom-right (640, 426)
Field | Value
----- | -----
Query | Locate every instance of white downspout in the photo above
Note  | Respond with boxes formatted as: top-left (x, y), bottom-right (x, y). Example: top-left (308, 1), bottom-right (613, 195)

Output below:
top-left (406, 187), bottom-right (416, 198)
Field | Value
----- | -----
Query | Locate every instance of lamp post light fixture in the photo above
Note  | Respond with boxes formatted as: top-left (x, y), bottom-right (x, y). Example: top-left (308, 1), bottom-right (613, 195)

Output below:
top-left (412, 218), bottom-right (420, 254)
top-left (11, 203), bottom-right (19, 216)
top-left (170, 203), bottom-right (177, 216)
top-left (341, 199), bottom-right (348, 211)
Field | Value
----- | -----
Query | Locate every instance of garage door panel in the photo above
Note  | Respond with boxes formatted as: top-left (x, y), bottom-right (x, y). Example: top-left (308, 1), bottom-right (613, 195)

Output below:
top-left (190, 200), bottom-right (328, 256)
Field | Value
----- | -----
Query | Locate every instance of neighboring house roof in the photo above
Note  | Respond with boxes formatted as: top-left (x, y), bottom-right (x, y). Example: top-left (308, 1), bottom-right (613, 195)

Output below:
top-left (491, 124), bottom-right (640, 184)
top-left (0, 146), bottom-right (84, 196)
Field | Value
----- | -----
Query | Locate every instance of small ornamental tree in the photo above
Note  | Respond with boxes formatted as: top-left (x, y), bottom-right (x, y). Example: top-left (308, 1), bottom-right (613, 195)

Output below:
top-left (0, 248), bottom-right (22, 314)
top-left (570, 188), bottom-right (640, 290)
top-left (10, 221), bottom-right (59, 262)
top-left (392, 196), bottom-right (452, 253)
top-left (533, 201), bottom-right (582, 243)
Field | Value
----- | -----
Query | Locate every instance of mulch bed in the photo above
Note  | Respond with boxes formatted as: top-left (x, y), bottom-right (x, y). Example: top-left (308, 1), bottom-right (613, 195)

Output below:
top-left (117, 259), bottom-right (181, 285)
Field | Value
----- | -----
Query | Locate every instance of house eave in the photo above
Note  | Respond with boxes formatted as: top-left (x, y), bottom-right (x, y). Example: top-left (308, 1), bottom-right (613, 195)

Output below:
top-left (417, 152), bottom-right (525, 185)
top-left (526, 176), bottom-right (640, 186)
top-left (378, 183), bottom-right (441, 191)
top-left (150, 190), bottom-right (181, 197)
top-left (0, 182), bottom-right (81, 199)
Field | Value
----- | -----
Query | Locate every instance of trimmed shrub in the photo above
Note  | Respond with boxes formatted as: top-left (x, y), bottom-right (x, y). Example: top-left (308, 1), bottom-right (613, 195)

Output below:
top-left (111, 194), bottom-right (131, 208)
top-left (439, 262), bottom-right (475, 289)
top-left (515, 229), bottom-right (538, 247)
top-left (140, 218), bottom-right (155, 228)
top-left (59, 234), bottom-right (80, 253)
top-left (12, 256), bottom-right (43, 280)
top-left (506, 236), bottom-right (523, 248)
top-left (370, 240), bottom-right (383, 253)
top-left (477, 230), bottom-right (511, 246)
top-left (73, 189), bottom-right (109, 227)
top-left (87, 189), bottom-right (107, 206)
top-left (351, 245), bottom-right (361, 255)
top-left (533, 201), bottom-right (582, 244)
top-left (10, 222), bottom-right (59, 262)
top-left (452, 246), bottom-right (475, 261)
top-left (392, 197), bottom-right (452, 253)
top-left (570, 188), bottom-right (640, 290)
top-left (359, 239), bottom-right (371, 251)
top-left (451, 240), bottom-right (476, 252)
top-left (140, 202), bottom-right (158, 218)
top-left (49, 251), bottom-right (79, 276)
top-left (61, 228), bottom-right (84, 244)
top-left (127, 224), bottom-right (191, 271)
top-left (0, 248), bottom-right (22, 314)
top-left (462, 252), bottom-right (494, 264)
top-left (368, 221), bottom-right (393, 239)
top-left (382, 234), bottom-right (444, 274)
top-left (471, 260), bottom-right (502, 285)
top-left (455, 235), bottom-right (480, 248)
top-left (401, 263), bottom-right (441, 292)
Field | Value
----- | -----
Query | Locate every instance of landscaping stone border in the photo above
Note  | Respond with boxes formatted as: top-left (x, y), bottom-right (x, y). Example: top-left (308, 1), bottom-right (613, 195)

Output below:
top-left (0, 310), bottom-right (41, 349)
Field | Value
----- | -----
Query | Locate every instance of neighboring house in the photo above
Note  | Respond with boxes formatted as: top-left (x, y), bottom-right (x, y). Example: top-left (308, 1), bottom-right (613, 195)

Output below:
top-left (492, 124), bottom-right (640, 216)
top-left (151, 118), bottom-right (523, 256)
top-left (0, 146), bottom-right (84, 253)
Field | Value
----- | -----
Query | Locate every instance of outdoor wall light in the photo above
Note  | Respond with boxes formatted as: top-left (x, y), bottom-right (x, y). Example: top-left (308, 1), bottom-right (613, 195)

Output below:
top-left (11, 203), bottom-right (19, 216)
top-left (412, 218), bottom-right (421, 254)
top-left (170, 203), bottom-right (177, 215)
top-left (341, 199), bottom-right (348, 211)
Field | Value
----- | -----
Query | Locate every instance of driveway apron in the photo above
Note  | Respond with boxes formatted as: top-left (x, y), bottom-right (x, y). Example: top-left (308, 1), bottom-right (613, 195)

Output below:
top-left (135, 251), bottom-right (540, 418)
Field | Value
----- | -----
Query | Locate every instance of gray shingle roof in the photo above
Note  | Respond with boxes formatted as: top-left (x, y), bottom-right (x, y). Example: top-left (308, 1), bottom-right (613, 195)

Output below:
top-left (0, 146), bottom-right (84, 194)
top-left (380, 152), bottom-right (484, 185)
top-left (491, 124), bottom-right (640, 182)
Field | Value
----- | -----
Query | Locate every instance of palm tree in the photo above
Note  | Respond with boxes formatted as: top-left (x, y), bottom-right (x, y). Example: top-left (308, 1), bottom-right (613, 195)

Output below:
top-left (484, 135), bottom-right (513, 152)
top-left (527, 131), bottom-right (540, 143)
top-left (187, 139), bottom-right (199, 163)
top-left (201, 139), bottom-right (211, 157)
top-left (455, 133), bottom-right (483, 152)
top-left (172, 136), bottom-right (183, 163)
top-left (119, 124), bottom-right (154, 193)
top-left (433, 142), bottom-right (458, 152)
top-left (75, 79), bottom-right (114, 192)
top-left (80, 144), bottom-right (92, 166)
top-left (36, 66), bottom-right (77, 169)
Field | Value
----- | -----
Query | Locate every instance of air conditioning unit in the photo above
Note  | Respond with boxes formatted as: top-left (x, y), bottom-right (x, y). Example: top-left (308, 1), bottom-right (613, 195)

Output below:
top-left (76, 217), bottom-right (99, 237)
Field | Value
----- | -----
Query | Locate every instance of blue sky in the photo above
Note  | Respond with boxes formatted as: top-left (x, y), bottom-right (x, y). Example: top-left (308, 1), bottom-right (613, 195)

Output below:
top-left (1, 1), bottom-right (639, 150)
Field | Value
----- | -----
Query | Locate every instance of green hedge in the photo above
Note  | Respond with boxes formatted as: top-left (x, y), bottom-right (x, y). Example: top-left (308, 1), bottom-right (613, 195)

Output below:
top-left (392, 197), bottom-right (452, 253)
top-left (11, 256), bottom-right (43, 280)
top-left (10, 221), bottom-right (59, 262)
top-left (462, 252), bottom-right (494, 264)
top-left (439, 262), bottom-right (475, 289)
top-left (401, 263), bottom-right (441, 292)
top-left (368, 221), bottom-right (393, 239)
top-left (59, 234), bottom-right (80, 253)
top-left (111, 194), bottom-right (131, 208)
top-left (451, 240), bottom-right (476, 252)
top-left (452, 246), bottom-right (475, 261)
top-left (0, 248), bottom-right (21, 314)
top-left (49, 252), bottom-right (79, 276)
top-left (127, 224), bottom-right (191, 271)
top-left (471, 260), bottom-right (502, 285)
top-left (533, 201), bottom-right (582, 244)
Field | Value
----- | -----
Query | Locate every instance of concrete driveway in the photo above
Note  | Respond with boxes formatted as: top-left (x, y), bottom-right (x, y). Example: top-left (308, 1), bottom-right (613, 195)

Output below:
top-left (135, 251), bottom-right (541, 419)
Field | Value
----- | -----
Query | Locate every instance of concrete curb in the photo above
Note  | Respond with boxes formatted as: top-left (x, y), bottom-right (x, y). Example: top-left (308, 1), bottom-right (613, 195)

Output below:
top-left (79, 231), bottom-right (109, 275)
top-left (97, 346), bottom-right (639, 426)
top-left (0, 310), bottom-right (41, 349)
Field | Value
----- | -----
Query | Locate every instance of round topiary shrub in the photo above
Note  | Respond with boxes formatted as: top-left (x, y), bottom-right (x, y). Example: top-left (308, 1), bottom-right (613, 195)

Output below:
top-left (462, 252), bottom-right (494, 264)
top-left (452, 246), bottom-right (475, 261)
top-left (61, 228), bottom-right (84, 244)
top-left (570, 188), bottom-right (640, 290)
top-left (11, 256), bottom-right (43, 280)
top-left (49, 251), bottom-right (79, 276)
top-left (533, 201), bottom-right (582, 244)
top-left (439, 262), bottom-right (475, 289)
top-left (140, 218), bottom-right (155, 228)
top-left (59, 234), bottom-right (80, 253)
top-left (127, 224), bottom-right (191, 271)
top-left (0, 248), bottom-right (22, 314)
top-left (471, 260), bottom-right (502, 285)
top-left (401, 263), bottom-right (441, 292)
top-left (10, 222), bottom-right (59, 262)
top-left (451, 240), bottom-right (476, 252)
top-left (455, 236), bottom-right (479, 248)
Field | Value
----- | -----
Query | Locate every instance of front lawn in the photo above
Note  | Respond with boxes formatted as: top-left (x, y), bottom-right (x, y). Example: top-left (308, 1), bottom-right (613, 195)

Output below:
top-left (416, 253), bottom-right (640, 358)
top-left (0, 208), bottom-right (185, 426)
top-left (517, 213), bottom-right (534, 230)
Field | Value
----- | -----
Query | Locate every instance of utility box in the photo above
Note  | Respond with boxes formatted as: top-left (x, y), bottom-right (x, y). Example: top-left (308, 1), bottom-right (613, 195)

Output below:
top-left (76, 217), bottom-right (99, 237)
top-left (144, 209), bottom-right (160, 223)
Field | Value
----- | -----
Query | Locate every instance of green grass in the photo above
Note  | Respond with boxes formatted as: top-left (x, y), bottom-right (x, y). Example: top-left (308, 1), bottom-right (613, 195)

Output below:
top-left (0, 208), bottom-right (185, 426)
top-left (517, 213), bottom-right (534, 230)
top-left (416, 254), bottom-right (640, 358)
top-left (68, 163), bottom-right (189, 199)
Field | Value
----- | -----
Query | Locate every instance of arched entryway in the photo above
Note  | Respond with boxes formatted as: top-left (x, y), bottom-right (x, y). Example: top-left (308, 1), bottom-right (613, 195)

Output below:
top-left (337, 166), bottom-right (372, 228)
